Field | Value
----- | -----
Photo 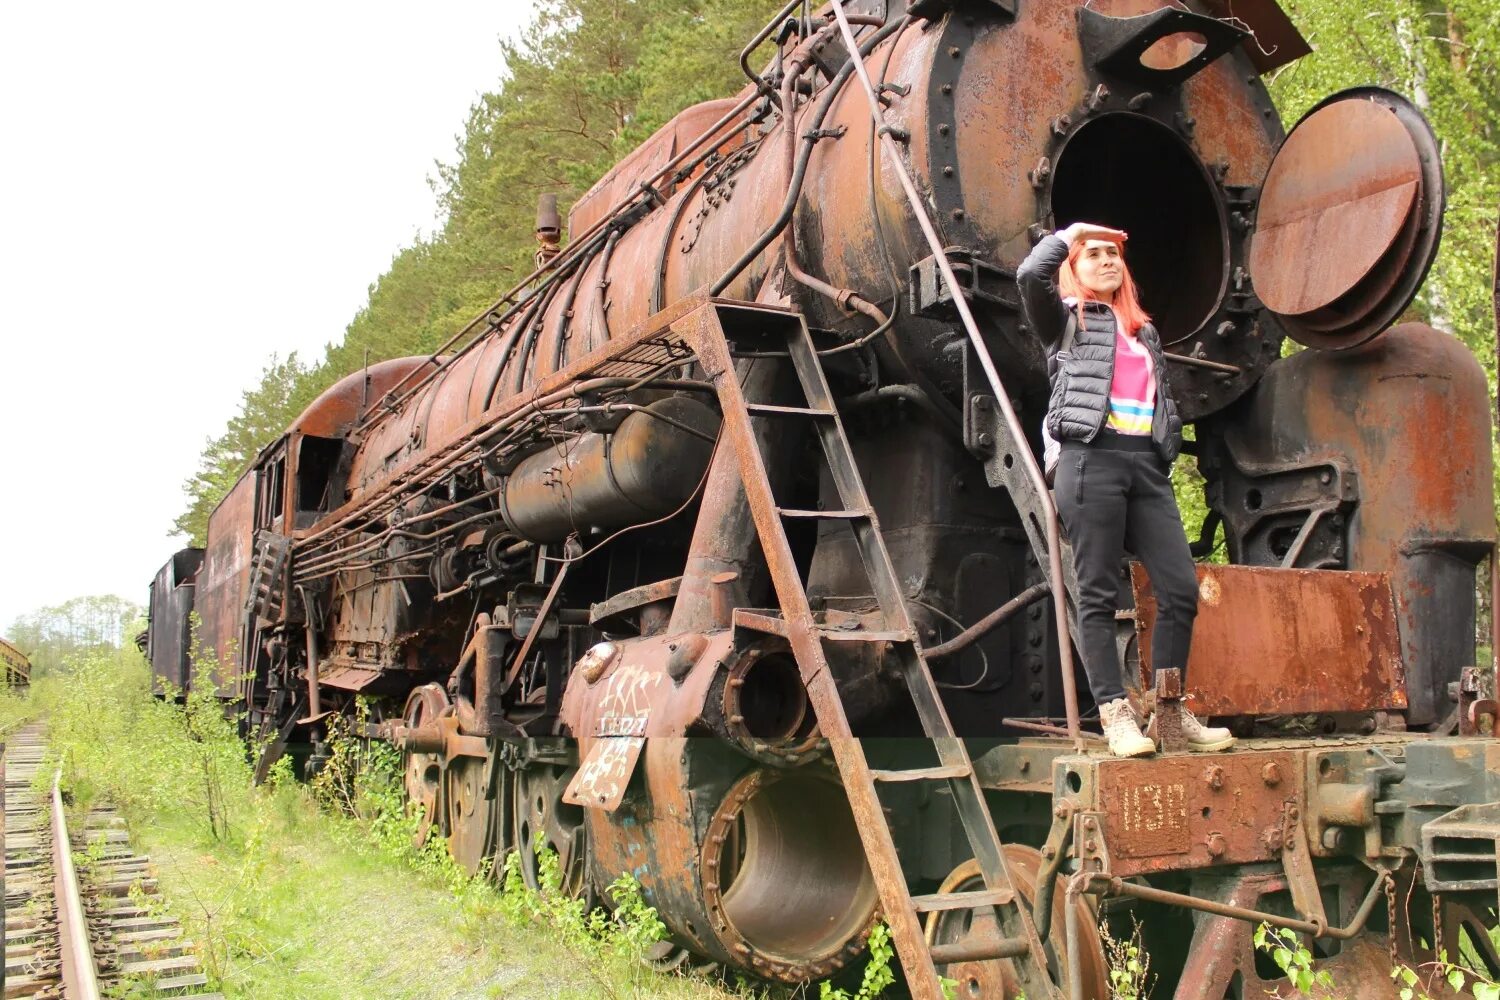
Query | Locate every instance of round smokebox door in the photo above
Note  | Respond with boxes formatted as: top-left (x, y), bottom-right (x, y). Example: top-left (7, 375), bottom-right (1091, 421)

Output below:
top-left (1250, 87), bottom-right (1443, 350)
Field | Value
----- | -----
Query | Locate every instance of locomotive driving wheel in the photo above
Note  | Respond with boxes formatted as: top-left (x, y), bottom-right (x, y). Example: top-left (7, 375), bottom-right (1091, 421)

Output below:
top-left (401, 684), bottom-right (449, 847)
top-left (513, 762), bottom-right (593, 906)
top-left (925, 845), bottom-right (1107, 1000)
top-left (444, 749), bottom-right (496, 876)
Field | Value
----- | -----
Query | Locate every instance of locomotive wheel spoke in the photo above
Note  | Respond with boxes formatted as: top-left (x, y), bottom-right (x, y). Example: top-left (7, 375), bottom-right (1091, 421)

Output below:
top-left (512, 762), bottom-right (594, 907)
top-left (444, 751), bottom-right (496, 876)
top-left (401, 684), bottom-right (450, 848)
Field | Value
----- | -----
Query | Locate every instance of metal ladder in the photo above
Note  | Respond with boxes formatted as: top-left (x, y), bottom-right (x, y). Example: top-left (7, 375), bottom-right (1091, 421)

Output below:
top-left (692, 302), bottom-right (1060, 1000)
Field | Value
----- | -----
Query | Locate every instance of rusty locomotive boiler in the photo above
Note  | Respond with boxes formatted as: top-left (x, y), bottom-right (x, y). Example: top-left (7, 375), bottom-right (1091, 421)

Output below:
top-left (145, 0), bottom-right (1500, 995)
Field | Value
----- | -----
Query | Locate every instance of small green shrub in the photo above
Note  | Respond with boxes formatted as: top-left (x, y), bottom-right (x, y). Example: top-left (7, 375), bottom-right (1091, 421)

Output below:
top-left (818, 922), bottom-right (897, 1000)
top-left (1392, 950), bottom-right (1500, 1000)
top-left (1254, 923), bottom-right (1335, 997)
top-left (1103, 918), bottom-right (1155, 999)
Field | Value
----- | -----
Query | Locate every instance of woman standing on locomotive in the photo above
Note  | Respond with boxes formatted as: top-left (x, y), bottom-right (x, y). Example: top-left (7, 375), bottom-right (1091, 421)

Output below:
top-left (1017, 222), bottom-right (1236, 757)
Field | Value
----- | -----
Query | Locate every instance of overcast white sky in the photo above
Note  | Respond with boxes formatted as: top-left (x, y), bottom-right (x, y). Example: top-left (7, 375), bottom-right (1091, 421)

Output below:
top-left (0, 1), bottom-right (534, 631)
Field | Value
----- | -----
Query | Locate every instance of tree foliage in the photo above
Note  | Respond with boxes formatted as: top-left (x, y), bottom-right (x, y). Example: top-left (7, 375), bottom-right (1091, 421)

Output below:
top-left (6, 594), bottom-right (143, 676)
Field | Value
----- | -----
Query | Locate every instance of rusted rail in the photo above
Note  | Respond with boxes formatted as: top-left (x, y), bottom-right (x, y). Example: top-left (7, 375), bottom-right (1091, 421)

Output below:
top-left (4, 727), bottom-right (218, 999)
top-left (52, 768), bottom-right (100, 1000)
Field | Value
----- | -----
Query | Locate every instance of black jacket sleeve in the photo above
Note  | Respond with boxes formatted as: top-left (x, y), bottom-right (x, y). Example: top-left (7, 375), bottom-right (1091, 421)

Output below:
top-left (1015, 234), bottom-right (1073, 349)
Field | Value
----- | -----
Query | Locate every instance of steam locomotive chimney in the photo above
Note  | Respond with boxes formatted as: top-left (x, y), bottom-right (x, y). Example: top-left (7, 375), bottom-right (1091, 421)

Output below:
top-left (535, 192), bottom-right (561, 269)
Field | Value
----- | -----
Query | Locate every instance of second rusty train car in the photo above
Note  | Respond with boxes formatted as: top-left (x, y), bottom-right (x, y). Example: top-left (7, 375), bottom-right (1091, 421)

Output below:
top-left (148, 1), bottom-right (1500, 995)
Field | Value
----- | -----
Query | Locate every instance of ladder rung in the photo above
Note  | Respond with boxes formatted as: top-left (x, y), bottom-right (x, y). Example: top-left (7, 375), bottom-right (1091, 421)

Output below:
top-left (732, 609), bottom-right (790, 638)
top-left (777, 507), bottom-right (869, 520)
top-left (820, 629), bottom-right (911, 643)
top-left (910, 887), bottom-right (1015, 913)
top-left (870, 765), bottom-right (971, 783)
top-left (745, 403), bottom-right (836, 418)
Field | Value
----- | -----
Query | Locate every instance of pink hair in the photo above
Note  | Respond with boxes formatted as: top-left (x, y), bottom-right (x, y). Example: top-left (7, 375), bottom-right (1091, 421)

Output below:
top-left (1057, 236), bottom-right (1151, 336)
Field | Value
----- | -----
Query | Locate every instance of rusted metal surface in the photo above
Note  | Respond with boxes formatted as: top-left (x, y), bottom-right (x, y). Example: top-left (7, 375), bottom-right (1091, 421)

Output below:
top-left (291, 357), bottom-right (433, 438)
top-left (1251, 99), bottom-right (1421, 316)
top-left (495, 397), bottom-right (719, 543)
top-left (1209, 322), bottom-right (1496, 725)
top-left (1133, 563), bottom-right (1407, 718)
top-left (1457, 666), bottom-right (1500, 737)
top-left (1088, 748), bottom-right (1306, 876)
top-left (1251, 89), bottom-right (1445, 349)
top-left (193, 468), bottom-right (258, 693)
top-left (585, 737), bottom-right (879, 983)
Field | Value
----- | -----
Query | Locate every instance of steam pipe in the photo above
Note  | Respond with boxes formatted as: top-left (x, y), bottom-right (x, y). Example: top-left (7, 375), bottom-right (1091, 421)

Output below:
top-left (778, 50), bottom-right (889, 328)
top-left (711, 16), bottom-right (904, 297)
top-left (926, 582), bottom-right (1052, 661)
top-left (830, 0), bottom-right (1081, 743)
top-left (297, 585), bottom-right (322, 718)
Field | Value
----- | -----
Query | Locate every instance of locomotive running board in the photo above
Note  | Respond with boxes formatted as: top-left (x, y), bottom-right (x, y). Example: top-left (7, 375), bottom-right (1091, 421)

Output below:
top-left (677, 299), bottom-right (1062, 1000)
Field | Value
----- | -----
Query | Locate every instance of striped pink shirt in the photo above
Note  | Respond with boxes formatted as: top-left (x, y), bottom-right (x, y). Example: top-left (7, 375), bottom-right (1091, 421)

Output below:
top-left (1106, 323), bottom-right (1156, 436)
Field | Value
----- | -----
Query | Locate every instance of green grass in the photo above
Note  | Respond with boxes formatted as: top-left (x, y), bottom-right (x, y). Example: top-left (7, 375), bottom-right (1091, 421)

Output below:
top-left (28, 646), bottom-right (757, 1000)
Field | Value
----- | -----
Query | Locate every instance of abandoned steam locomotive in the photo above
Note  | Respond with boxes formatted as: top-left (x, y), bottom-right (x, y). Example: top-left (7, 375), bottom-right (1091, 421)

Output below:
top-left (145, 0), bottom-right (1500, 995)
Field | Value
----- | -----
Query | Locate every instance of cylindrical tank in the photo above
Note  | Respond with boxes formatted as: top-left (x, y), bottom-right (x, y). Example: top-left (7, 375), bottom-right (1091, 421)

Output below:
top-left (495, 396), bottom-right (720, 542)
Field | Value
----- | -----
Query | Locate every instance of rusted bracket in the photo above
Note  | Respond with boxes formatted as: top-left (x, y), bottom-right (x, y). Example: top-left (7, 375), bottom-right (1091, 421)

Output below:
top-left (1073, 811), bottom-right (1112, 876)
top-left (1077, 7), bottom-right (1248, 88)
top-left (1033, 803), bottom-right (1075, 938)
top-left (910, 247), bottom-right (1019, 319)
top-left (1149, 668), bottom-right (1189, 754)
top-left (801, 125), bottom-right (848, 142)
top-left (1207, 439), bottom-right (1358, 570)
top-left (961, 360), bottom-right (1081, 649)
top-left (1279, 799), bottom-right (1329, 932)
top-left (1458, 666), bottom-right (1499, 737)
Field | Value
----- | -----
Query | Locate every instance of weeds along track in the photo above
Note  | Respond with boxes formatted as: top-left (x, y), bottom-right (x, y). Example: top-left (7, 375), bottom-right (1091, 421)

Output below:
top-left (4, 723), bottom-right (219, 999)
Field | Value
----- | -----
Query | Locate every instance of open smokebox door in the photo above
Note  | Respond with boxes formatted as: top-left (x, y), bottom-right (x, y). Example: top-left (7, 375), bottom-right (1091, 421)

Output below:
top-left (1248, 87), bottom-right (1444, 350)
top-left (1048, 87), bottom-right (1441, 355)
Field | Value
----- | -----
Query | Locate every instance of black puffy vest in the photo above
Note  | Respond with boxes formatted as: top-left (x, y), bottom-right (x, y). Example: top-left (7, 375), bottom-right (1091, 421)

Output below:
top-left (1016, 234), bottom-right (1183, 464)
top-left (1044, 301), bottom-right (1182, 463)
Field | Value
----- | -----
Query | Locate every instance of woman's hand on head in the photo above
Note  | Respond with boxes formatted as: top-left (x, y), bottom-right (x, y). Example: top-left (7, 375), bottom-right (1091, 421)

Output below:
top-left (1058, 222), bottom-right (1127, 246)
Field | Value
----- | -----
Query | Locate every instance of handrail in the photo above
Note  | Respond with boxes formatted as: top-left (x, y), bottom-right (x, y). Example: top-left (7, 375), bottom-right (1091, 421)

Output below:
top-left (829, 0), bottom-right (1081, 743)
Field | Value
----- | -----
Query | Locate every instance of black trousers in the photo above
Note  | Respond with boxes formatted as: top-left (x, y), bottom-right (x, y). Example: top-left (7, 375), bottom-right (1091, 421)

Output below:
top-left (1054, 436), bottom-right (1199, 706)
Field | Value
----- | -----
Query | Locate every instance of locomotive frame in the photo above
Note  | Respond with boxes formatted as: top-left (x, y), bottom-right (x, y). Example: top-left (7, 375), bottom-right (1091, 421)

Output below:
top-left (147, 1), bottom-right (1500, 996)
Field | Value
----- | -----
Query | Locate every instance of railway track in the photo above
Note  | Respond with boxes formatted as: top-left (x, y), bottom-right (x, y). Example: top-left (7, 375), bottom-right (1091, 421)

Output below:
top-left (4, 724), bottom-right (219, 999)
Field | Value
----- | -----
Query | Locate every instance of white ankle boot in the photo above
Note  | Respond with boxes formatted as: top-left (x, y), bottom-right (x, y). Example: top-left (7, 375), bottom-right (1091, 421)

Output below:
top-left (1181, 712), bottom-right (1236, 752)
top-left (1100, 698), bottom-right (1156, 758)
